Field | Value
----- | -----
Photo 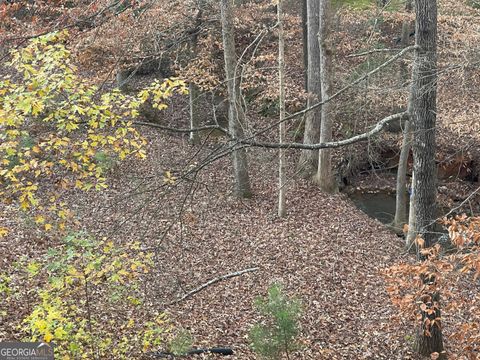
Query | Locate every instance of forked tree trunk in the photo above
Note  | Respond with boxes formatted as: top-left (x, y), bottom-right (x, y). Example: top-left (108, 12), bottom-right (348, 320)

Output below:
top-left (315, 0), bottom-right (336, 193)
top-left (220, 0), bottom-right (252, 198)
top-left (278, 0), bottom-right (287, 217)
top-left (298, 0), bottom-right (321, 178)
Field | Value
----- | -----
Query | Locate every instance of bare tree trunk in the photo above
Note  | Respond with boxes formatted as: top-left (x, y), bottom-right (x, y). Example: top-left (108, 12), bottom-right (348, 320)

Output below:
top-left (393, 118), bottom-right (411, 233)
top-left (410, 0), bottom-right (443, 354)
top-left (406, 168), bottom-right (416, 247)
top-left (278, 0), bottom-right (287, 217)
top-left (189, 3), bottom-right (204, 144)
top-left (220, 0), bottom-right (252, 198)
top-left (302, 0), bottom-right (308, 91)
top-left (315, 0), bottom-right (336, 192)
top-left (298, 0), bottom-right (321, 178)
top-left (415, 291), bottom-right (445, 358)
top-left (410, 0), bottom-right (438, 249)
top-left (393, 25), bottom-right (413, 232)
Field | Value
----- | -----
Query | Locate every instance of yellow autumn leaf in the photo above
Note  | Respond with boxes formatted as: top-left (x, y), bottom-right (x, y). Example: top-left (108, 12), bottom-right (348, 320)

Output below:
top-left (20, 200), bottom-right (30, 210)
top-left (54, 327), bottom-right (67, 340)
top-left (44, 223), bottom-right (52, 231)
top-left (0, 227), bottom-right (8, 237)
top-left (35, 215), bottom-right (45, 224)
top-left (57, 209), bottom-right (67, 219)
top-left (34, 319), bottom-right (48, 331)
top-left (44, 332), bottom-right (53, 342)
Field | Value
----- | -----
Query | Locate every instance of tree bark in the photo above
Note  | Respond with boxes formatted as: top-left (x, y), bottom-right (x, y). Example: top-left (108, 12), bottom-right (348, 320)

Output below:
top-left (415, 291), bottom-right (445, 358)
top-left (393, 118), bottom-right (411, 233)
top-left (410, 0), bottom-right (438, 248)
top-left (298, 0), bottom-right (321, 178)
top-left (188, 3), bottom-right (203, 145)
top-left (315, 0), bottom-right (336, 193)
top-left (393, 24), bottom-right (414, 233)
top-left (406, 168), bottom-right (417, 248)
top-left (302, 0), bottom-right (308, 91)
top-left (220, 0), bottom-right (252, 197)
top-left (410, 0), bottom-right (443, 354)
top-left (278, 0), bottom-right (287, 217)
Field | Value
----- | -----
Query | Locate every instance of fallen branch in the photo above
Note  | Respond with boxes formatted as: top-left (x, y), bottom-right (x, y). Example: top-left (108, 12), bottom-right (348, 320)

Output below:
top-left (167, 267), bottom-right (259, 305)
top-left (150, 347), bottom-right (234, 358)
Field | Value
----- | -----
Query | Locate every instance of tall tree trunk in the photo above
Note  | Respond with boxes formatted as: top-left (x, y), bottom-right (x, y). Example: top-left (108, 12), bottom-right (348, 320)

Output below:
top-left (188, 4), bottom-right (203, 145)
top-left (410, 0), bottom-right (438, 248)
top-left (315, 0), bottom-right (336, 192)
top-left (220, 0), bottom-right (252, 198)
top-left (298, 0), bottom-right (321, 178)
top-left (302, 0), bottom-right (308, 91)
top-left (278, 0), bottom-right (287, 217)
top-left (410, 0), bottom-right (443, 354)
top-left (393, 24), bottom-right (414, 233)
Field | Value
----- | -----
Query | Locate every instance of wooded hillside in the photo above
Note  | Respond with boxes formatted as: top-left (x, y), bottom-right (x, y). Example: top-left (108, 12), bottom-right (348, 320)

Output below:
top-left (1, 0), bottom-right (479, 359)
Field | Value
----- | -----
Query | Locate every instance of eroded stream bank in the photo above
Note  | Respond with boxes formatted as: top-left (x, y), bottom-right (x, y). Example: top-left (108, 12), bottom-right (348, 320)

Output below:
top-left (342, 145), bottom-right (480, 233)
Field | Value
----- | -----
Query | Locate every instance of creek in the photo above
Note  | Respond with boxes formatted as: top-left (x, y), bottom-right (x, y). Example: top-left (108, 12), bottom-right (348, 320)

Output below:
top-left (348, 191), bottom-right (403, 225)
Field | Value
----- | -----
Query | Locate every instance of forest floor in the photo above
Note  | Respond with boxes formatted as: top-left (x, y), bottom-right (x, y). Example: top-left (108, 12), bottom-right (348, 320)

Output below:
top-left (2, 124), bottom-right (421, 359)
top-left (2, 0), bottom-right (480, 358)
top-left (2, 122), bottom-right (479, 359)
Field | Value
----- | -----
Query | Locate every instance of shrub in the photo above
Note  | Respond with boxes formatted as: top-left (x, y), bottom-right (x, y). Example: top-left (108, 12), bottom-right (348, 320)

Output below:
top-left (249, 283), bottom-right (302, 360)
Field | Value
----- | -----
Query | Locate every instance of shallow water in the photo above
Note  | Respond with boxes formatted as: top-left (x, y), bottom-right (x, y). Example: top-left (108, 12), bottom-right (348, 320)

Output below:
top-left (349, 191), bottom-right (407, 224)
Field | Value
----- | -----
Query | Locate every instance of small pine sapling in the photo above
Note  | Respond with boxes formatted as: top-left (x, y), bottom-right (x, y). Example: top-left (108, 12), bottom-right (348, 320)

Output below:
top-left (169, 329), bottom-right (193, 356)
top-left (249, 283), bottom-right (302, 360)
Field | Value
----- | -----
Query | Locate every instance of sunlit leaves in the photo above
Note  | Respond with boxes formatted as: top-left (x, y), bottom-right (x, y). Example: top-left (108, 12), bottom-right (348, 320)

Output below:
top-left (21, 232), bottom-right (163, 358)
top-left (0, 31), bottom-right (187, 229)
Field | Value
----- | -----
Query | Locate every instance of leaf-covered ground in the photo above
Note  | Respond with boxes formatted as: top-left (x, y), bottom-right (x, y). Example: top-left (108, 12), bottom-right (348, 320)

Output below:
top-left (2, 0), bottom-right (480, 357)
top-left (56, 124), bottom-right (426, 359)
